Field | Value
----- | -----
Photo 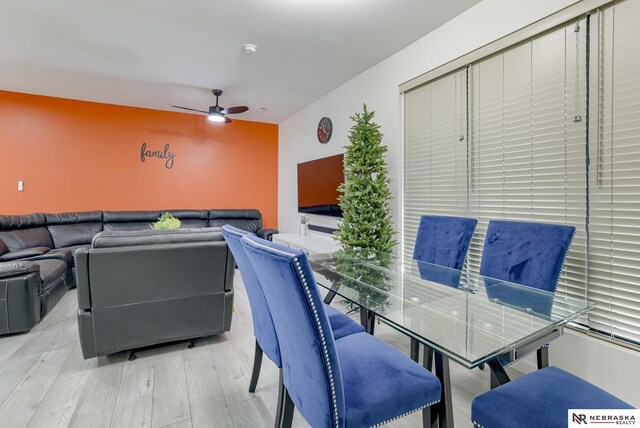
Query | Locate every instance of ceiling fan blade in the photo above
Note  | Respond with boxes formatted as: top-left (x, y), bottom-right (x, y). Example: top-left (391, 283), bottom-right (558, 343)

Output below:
top-left (170, 105), bottom-right (208, 114)
top-left (224, 116), bottom-right (232, 123)
top-left (222, 106), bottom-right (249, 115)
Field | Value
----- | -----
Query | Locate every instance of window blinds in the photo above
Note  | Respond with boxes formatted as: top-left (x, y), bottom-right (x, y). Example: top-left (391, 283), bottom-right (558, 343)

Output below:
top-left (402, 0), bottom-right (640, 347)
top-left (588, 1), bottom-right (640, 344)
top-left (403, 70), bottom-right (467, 260)
top-left (467, 21), bottom-right (588, 303)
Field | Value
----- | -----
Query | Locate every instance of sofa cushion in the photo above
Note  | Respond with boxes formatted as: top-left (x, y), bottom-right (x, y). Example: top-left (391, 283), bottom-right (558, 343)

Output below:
top-left (0, 227), bottom-right (54, 251)
top-left (48, 223), bottom-right (103, 248)
top-left (0, 239), bottom-right (8, 256)
top-left (36, 259), bottom-right (67, 293)
top-left (102, 211), bottom-right (160, 232)
top-left (0, 246), bottom-right (50, 262)
top-left (103, 222), bottom-right (154, 232)
top-left (0, 260), bottom-right (40, 279)
top-left (103, 211), bottom-right (160, 223)
top-left (45, 211), bottom-right (103, 225)
top-left (0, 213), bottom-right (46, 230)
top-left (208, 209), bottom-right (262, 232)
top-left (166, 210), bottom-right (209, 229)
top-left (167, 210), bottom-right (209, 220)
top-left (49, 245), bottom-right (90, 267)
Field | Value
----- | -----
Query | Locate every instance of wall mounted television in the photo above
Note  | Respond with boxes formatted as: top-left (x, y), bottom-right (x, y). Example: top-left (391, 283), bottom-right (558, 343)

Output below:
top-left (297, 154), bottom-right (344, 217)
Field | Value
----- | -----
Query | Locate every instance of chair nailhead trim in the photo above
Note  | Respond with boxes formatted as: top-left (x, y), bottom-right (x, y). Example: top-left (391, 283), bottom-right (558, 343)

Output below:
top-left (472, 422), bottom-right (485, 428)
top-left (248, 240), bottom-right (341, 427)
top-left (369, 399), bottom-right (440, 428)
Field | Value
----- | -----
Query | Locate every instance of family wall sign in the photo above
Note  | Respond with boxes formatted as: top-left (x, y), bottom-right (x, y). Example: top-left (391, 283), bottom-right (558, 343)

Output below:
top-left (140, 143), bottom-right (176, 169)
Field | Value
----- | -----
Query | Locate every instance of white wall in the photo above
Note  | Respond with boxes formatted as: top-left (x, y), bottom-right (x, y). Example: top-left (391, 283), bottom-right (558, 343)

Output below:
top-left (279, 0), bottom-right (640, 406)
top-left (279, 0), bottom-right (580, 233)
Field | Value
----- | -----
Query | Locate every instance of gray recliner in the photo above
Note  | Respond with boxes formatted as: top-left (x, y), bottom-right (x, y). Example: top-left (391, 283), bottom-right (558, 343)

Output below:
top-left (74, 228), bottom-right (235, 359)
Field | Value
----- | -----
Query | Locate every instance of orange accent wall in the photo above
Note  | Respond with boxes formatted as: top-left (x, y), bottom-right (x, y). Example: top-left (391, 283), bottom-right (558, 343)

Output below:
top-left (0, 90), bottom-right (278, 228)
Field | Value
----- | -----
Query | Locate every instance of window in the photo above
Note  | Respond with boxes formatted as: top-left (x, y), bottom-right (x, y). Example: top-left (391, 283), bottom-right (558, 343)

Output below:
top-left (402, 0), bottom-right (640, 347)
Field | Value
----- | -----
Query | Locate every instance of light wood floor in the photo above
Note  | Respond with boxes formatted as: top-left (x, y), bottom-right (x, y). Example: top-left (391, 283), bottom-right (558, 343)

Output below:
top-left (0, 272), bottom-right (518, 428)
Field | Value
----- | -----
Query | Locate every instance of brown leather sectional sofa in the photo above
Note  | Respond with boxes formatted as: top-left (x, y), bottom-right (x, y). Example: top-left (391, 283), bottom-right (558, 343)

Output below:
top-left (0, 209), bottom-right (276, 335)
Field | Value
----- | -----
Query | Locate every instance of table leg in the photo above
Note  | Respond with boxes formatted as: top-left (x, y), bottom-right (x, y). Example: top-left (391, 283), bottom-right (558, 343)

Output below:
top-left (323, 289), bottom-right (338, 304)
top-left (434, 352), bottom-right (454, 428)
top-left (410, 338), bottom-right (420, 362)
top-left (537, 345), bottom-right (549, 369)
top-left (359, 308), bottom-right (376, 335)
top-left (424, 346), bottom-right (434, 372)
top-left (488, 359), bottom-right (511, 389)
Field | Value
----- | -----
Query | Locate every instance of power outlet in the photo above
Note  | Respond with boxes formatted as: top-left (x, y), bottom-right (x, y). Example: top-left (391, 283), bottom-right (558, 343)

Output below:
top-left (18, 181), bottom-right (24, 192)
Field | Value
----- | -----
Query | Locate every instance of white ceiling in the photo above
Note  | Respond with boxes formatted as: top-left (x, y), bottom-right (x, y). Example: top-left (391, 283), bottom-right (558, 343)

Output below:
top-left (0, 0), bottom-right (480, 123)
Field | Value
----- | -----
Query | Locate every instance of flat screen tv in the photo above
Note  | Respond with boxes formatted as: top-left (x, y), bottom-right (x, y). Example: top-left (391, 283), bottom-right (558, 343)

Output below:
top-left (297, 154), bottom-right (344, 217)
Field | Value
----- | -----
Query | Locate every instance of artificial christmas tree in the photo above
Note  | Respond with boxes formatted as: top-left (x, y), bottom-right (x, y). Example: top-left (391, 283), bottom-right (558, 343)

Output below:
top-left (335, 104), bottom-right (396, 253)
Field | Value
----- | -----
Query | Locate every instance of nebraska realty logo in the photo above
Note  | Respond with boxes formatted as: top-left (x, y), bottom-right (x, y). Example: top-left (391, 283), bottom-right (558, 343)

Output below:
top-left (569, 409), bottom-right (639, 426)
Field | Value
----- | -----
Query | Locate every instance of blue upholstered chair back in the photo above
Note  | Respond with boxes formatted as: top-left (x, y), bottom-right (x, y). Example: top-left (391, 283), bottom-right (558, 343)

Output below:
top-left (413, 215), bottom-right (478, 268)
top-left (221, 225), bottom-right (281, 366)
top-left (479, 220), bottom-right (575, 293)
top-left (241, 235), bottom-right (345, 428)
top-left (413, 215), bottom-right (477, 287)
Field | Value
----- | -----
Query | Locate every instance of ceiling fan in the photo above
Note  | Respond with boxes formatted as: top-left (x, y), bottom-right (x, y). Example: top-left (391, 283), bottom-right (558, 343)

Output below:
top-left (171, 89), bottom-right (248, 123)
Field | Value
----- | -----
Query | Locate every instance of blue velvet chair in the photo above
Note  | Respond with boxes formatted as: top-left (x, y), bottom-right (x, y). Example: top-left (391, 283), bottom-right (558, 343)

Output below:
top-left (221, 225), bottom-right (364, 425)
top-left (479, 219), bottom-right (575, 293)
top-left (480, 220), bottom-right (575, 317)
top-left (241, 234), bottom-right (442, 428)
top-left (479, 220), bottom-right (576, 376)
top-left (471, 366), bottom-right (634, 428)
top-left (413, 215), bottom-right (477, 288)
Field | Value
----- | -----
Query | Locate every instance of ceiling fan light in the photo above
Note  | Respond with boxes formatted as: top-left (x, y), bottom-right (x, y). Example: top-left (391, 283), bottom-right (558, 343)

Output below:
top-left (208, 113), bottom-right (226, 123)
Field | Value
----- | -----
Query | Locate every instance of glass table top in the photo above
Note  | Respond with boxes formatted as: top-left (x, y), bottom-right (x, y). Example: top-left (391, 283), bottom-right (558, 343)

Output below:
top-left (309, 249), bottom-right (595, 369)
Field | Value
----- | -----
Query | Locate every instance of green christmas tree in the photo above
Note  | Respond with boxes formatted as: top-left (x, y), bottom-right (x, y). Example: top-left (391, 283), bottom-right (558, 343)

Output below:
top-left (336, 104), bottom-right (396, 253)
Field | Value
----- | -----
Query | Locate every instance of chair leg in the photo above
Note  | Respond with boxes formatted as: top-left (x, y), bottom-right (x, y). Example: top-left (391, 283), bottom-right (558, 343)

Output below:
top-left (249, 340), bottom-right (263, 393)
top-left (422, 405), bottom-right (438, 428)
top-left (274, 369), bottom-right (285, 428)
top-left (280, 387), bottom-right (295, 428)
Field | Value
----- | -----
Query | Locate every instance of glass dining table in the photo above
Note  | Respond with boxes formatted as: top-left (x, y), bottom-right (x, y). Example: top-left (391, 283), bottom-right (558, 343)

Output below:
top-left (308, 249), bottom-right (595, 428)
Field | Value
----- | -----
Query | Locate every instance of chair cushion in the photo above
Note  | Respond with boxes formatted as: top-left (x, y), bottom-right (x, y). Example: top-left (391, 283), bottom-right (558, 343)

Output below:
top-left (324, 304), bottom-right (365, 339)
top-left (471, 366), bottom-right (634, 428)
top-left (336, 332), bottom-right (441, 427)
top-left (36, 259), bottom-right (67, 293)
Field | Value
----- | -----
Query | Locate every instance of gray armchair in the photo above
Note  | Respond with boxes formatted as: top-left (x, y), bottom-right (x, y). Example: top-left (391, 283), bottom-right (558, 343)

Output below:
top-left (74, 228), bottom-right (235, 359)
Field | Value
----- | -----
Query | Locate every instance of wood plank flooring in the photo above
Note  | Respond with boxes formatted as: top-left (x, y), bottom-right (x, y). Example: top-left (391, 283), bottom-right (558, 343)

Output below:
top-left (0, 271), bottom-right (521, 428)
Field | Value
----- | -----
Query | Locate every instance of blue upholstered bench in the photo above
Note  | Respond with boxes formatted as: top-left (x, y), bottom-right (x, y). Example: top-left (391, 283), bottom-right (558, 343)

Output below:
top-left (472, 366), bottom-right (634, 428)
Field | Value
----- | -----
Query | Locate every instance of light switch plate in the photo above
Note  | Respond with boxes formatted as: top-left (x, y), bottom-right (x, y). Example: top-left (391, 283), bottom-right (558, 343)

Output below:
top-left (18, 180), bottom-right (24, 192)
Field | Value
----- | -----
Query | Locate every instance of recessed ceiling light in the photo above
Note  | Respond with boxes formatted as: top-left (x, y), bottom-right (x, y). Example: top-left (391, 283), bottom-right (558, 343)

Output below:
top-left (243, 44), bottom-right (258, 54)
top-left (257, 107), bottom-right (267, 112)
